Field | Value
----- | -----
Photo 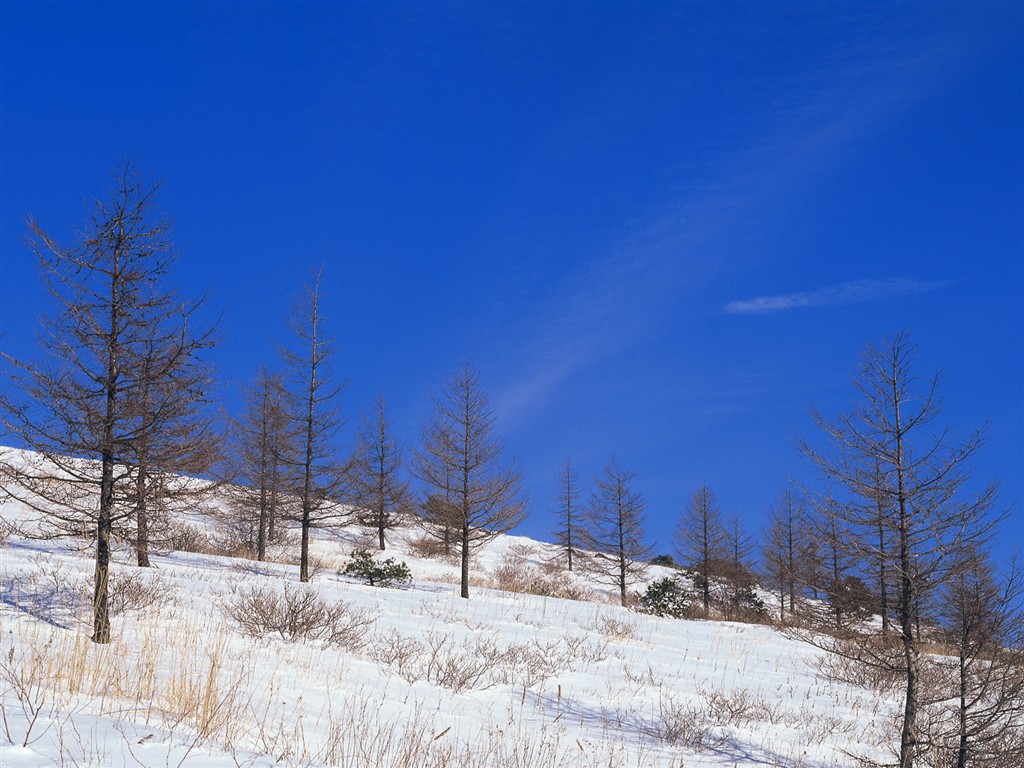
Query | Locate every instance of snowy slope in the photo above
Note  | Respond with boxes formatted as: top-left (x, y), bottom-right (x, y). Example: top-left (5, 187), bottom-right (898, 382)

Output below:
top-left (0, 451), bottom-right (899, 767)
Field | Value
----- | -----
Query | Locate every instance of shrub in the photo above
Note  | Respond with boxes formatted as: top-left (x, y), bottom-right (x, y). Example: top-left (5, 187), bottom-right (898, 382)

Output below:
top-left (222, 583), bottom-right (373, 649)
top-left (342, 549), bottom-right (412, 588)
top-left (165, 523), bottom-right (215, 555)
top-left (636, 576), bottom-right (691, 618)
top-left (109, 570), bottom-right (172, 615)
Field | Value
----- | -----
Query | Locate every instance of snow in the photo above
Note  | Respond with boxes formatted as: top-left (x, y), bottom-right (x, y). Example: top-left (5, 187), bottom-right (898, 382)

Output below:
top-left (0, 452), bottom-right (900, 767)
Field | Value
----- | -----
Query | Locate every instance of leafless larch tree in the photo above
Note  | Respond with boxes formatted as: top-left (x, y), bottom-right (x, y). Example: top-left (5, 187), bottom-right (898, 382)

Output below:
top-left (583, 460), bottom-right (653, 607)
top-left (414, 366), bottom-right (525, 599)
top-left (279, 268), bottom-right (347, 583)
top-left (0, 162), bottom-right (217, 643)
top-left (675, 484), bottom-right (728, 615)
top-left (798, 330), bottom-right (1005, 768)
top-left (229, 367), bottom-right (295, 561)
top-left (348, 392), bottom-right (411, 551)
top-left (551, 458), bottom-right (581, 572)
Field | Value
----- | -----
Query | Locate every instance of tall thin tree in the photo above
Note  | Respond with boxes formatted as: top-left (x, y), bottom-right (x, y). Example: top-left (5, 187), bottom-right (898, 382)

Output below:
top-left (762, 488), bottom-right (805, 623)
top-left (552, 458), bottom-right (581, 572)
top-left (934, 549), bottom-right (1024, 767)
top-left (280, 268), bottom-right (346, 582)
top-left (348, 392), bottom-right (410, 551)
top-left (414, 366), bottom-right (525, 599)
top-left (583, 460), bottom-right (653, 607)
top-left (675, 484), bottom-right (728, 614)
top-left (231, 367), bottom-right (294, 561)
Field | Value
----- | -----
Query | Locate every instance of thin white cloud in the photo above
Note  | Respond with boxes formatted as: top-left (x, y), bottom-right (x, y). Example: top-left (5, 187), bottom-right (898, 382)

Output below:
top-left (724, 278), bottom-right (948, 314)
top-left (490, 17), bottom-right (978, 424)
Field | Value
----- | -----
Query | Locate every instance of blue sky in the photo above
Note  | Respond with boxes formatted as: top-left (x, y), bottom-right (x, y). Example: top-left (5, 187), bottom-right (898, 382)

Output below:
top-left (2, 2), bottom-right (1022, 564)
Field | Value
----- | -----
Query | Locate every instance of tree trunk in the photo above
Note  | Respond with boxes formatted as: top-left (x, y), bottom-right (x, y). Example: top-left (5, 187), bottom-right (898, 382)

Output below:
top-left (955, 638), bottom-right (969, 768)
top-left (93, 454), bottom-right (114, 644)
top-left (135, 466), bottom-right (151, 567)
top-left (618, 518), bottom-right (627, 607)
top-left (878, 515), bottom-right (889, 633)
top-left (257, 482), bottom-right (268, 562)
top-left (300, 502), bottom-right (311, 582)
top-left (894, 390), bottom-right (917, 768)
top-left (460, 521), bottom-right (470, 600)
top-left (378, 465), bottom-right (387, 550)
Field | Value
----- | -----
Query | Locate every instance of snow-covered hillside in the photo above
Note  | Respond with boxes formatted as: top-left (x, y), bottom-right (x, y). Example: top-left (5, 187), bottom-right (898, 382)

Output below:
top-left (0, 454), bottom-right (900, 767)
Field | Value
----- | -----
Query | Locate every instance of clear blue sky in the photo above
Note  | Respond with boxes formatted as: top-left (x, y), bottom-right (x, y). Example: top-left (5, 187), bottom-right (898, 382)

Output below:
top-left (2, 2), bottom-right (1021, 564)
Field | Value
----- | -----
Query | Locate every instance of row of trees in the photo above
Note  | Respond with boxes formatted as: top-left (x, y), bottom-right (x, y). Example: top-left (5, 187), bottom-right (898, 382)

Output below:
top-left (0, 164), bottom-right (532, 642)
top-left (545, 335), bottom-right (1022, 768)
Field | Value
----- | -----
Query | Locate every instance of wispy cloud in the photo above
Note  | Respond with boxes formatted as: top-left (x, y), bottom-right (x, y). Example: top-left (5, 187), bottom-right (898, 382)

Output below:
top-left (724, 278), bottom-right (948, 315)
top-left (489, 15), bottom-right (978, 426)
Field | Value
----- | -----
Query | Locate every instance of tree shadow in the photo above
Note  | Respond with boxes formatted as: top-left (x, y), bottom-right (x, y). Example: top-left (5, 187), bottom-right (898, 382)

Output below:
top-left (0, 573), bottom-right (87, 630)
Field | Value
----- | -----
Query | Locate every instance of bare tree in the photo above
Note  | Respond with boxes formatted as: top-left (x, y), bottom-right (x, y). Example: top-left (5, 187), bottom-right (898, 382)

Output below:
top-left (806, 495), bottom-right (866, 630)
top-left (719, 512), bottom-right (760, 621)
top-left (927, 549), bottom-right (1024, 768)
top-left (868, 456), bottom-right (895, 633)
top-left (583, 460), bottom-right (653, 607)
top-left (0, 162), bottom-right (216, 643)
top-left (798, 330), bottom-right (1003, 768)
top-left (414, 366), bottom-right (525, 599)
top-left (230, 367), bottom-right (295, 561)
top-left (348, 392), bottom-right (411, 551)
top-left (675, 484), bottom-right (728, 614)
top-left (280, 268), bottom-right (347, 582)
top-left (123, 333), bottom-right (221, 567)
top-left (762, 488), bottom-right (806, 623)
top-left (551, 458), bottom-right (581, 572)
top-left (417, 490), bottom-right (460, 557)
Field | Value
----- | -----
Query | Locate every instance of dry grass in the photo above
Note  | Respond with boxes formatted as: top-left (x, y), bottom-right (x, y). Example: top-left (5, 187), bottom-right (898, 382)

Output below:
top-left (492, 549), bottom-right (594, 602)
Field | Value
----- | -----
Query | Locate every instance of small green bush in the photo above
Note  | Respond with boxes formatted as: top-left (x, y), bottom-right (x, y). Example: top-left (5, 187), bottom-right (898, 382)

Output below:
top-left (342, 549), bottom-right (412, 588)
top-left (636, 576), bottom-right (691, 618)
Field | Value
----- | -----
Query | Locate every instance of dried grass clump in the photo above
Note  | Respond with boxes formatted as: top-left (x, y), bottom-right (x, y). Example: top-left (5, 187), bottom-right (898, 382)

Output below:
top-left (165, 523), bottom-right (216, 555)
top-left (493, 550), bottom-right (594, 602)
top-left (221, 583), bottom-right (374, 649)
top-left (407, 533), bottom-right (458, 562)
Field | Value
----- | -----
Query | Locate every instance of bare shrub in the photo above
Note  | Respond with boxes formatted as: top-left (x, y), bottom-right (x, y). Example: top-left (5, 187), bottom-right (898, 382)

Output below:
top-left (0, 558), bottom-right (88, 625)
top-left (424, 632), bottom-right (502, 692)
top-left (165, 523), bottom-right (216, 555)
top-left (407, 532), bottom-right (456, 562)
top-left (371, 630), bottom-right (426, 683)
top-left (0, 517), bottom-right (15, 546)
top-left (491, 638), bottom-right (572, 687)
top-left (561, 633), bottom-right (609, 664)
top-left (493, 554), bottom-right (549, 595)
top-left (814, 636), bottom-right (904, 692)
top-left (704, 687), bottom-right (753, 724)
top-left (108, 570), bottom-right (173, 615)
top-left (221, 583), bottom-right (373, 649)
top-left (655, 694), bottom-right (718, 751)
top-left (370, 630), bottom-right (569, 692)
top-left (586, 613), bottom-right (638, 642)
top-left (0, 642), bottom-right (60, 748)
